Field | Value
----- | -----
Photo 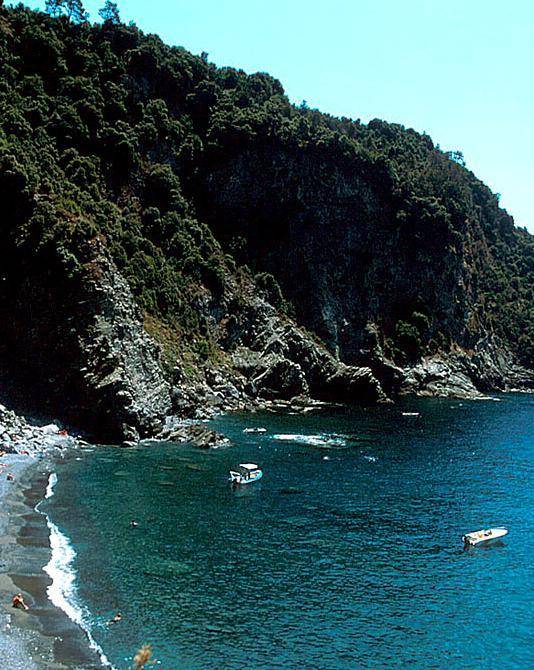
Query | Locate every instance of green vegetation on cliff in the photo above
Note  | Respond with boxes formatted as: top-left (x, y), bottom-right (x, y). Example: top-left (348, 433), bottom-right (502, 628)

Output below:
top-left (0, 4), bottom-right (532, 375)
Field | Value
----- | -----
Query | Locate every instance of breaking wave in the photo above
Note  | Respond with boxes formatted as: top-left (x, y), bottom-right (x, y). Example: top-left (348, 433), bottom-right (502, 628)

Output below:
top-left (38, 473), bottom-right (115, 669)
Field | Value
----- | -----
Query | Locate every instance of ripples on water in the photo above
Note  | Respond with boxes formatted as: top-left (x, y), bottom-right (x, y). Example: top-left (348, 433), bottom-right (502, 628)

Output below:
top-left (42, 395), bottom-right (534, 669)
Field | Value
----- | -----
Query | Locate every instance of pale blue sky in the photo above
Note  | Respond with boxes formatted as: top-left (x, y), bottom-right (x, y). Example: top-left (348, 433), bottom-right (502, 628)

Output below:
top-left (25, 0), bottom-right (534, 232)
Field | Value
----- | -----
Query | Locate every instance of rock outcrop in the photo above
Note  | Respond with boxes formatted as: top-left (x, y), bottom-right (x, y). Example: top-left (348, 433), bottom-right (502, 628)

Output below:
top-left (0, 239), bottom-right (171, 442)
top-left (157, 423), bottom-right (231, 449)
top-left (0, 403), bottom-right (78, 456)
top-left (75, 241), bottom-right (172, 440)
top-left (0, 5), bottom-right (531, 441)
top-left (217, 278), bottom-right (388, 404)
top-left (402, 339), bottom-right (534, 398)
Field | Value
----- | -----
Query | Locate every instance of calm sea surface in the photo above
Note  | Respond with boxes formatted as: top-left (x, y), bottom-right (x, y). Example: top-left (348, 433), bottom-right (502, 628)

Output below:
top-left (43, 395), bottom-right (533, 669)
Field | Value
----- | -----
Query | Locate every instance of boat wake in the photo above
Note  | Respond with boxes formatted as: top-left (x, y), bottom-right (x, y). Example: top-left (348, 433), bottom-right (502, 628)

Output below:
top-left (37, 473), bottom-right (115, 669)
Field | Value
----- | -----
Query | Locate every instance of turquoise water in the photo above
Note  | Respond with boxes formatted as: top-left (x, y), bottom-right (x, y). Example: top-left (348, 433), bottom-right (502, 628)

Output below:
top-left (43, 395), bottom-right (533, 669)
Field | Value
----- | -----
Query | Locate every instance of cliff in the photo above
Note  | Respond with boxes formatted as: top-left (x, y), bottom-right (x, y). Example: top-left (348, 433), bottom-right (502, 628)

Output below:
top-left (0, 6), bottom-right (531, 439)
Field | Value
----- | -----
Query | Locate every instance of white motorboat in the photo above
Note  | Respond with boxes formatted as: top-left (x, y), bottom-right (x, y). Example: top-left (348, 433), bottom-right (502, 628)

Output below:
top-left (229, 463), bottom-right (263, 485)
top-left (462, 527), bottom-right (508, 548)
top-left (243, 427), bottom-right (267, 434)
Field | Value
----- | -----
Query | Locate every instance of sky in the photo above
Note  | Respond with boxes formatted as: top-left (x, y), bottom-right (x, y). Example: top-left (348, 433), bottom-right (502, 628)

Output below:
top-left (25, 0), bottom-right (534, 232)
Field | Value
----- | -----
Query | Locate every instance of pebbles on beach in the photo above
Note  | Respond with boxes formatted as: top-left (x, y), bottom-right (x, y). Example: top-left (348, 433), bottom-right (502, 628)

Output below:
top-left (0, 402), bottom-right (86, 670)
top-left (0, 404), bottom-right (78, 458)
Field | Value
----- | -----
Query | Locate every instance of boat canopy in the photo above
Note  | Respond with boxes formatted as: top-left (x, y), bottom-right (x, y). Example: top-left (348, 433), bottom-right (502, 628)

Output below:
top-left (239, 463), bottom-right (259, 470)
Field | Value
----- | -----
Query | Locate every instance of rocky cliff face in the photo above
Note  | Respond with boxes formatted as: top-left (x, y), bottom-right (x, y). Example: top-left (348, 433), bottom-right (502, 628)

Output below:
top-left (195, 145), bottom-right (482, 364)
top-left (192, 142), bottom-right (532, 397)
top-left (215, 277), bottom-right (388, 404)
top-left (168, 274), bottom-right (388, 421)
top-left (0, 238), bottom-right (171, 441)
top-left (0, 6), bottom-right (531, 440)
top-left (402, 340), bottom-right (533, 398)
top-left (74, 240), bottom-right (172, 440)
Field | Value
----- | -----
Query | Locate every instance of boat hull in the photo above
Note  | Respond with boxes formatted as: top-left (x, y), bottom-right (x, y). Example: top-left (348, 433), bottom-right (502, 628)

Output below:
top-left (463, 527), bottom-right (508, 548)
top-left (229, 470), bottom-right (263, 485)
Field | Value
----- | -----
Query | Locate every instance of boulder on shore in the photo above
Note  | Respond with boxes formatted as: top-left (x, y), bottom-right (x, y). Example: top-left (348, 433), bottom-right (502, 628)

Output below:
top-left (159, 423), bottom-right (231, 449)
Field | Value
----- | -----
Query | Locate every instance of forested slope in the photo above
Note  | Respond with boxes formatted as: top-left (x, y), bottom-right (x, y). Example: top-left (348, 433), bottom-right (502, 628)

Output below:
top-left (0, 5), bottom-right (531, 437)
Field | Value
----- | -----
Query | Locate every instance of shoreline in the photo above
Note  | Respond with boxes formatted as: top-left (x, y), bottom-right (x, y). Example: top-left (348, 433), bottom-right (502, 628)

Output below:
top-left (0, 451), bottom-right (106, 670)
top-left (0, 454), bottom-right (43, 670)
top-left (0, 452), bottom-right (59, 669)
top-left (0, 389), bottom-right (529, 669)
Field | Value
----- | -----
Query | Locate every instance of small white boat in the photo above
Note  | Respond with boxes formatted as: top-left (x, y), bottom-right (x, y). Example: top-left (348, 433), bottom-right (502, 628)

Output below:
top-left (402, 412), bottom-right (420, 417)
top-left (462, 527), bottom-right (508, 548)
top-left (229, 463), bottom-right (263, 485)
top-left (242, 427), bottom-right (267, 434)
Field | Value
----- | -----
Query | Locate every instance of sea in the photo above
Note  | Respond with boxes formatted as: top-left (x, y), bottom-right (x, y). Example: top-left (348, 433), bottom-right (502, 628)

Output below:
top-left (37, 394), bottom-right (534, 669)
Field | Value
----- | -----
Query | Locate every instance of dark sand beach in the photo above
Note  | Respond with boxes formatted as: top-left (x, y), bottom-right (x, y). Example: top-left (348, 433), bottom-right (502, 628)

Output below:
top-left (0, 455), bottom-right (48, 669)
top-left (0, 454), bottom-right (103, 670)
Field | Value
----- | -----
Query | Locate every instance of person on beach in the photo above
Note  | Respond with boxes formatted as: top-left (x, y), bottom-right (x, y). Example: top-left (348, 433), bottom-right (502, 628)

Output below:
top-left (12, 593), bottom-right (29, 611)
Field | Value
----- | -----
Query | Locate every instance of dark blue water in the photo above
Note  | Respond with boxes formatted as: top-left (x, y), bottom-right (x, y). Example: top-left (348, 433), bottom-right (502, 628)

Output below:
top-left (43, 395), bottom-right (533, 669)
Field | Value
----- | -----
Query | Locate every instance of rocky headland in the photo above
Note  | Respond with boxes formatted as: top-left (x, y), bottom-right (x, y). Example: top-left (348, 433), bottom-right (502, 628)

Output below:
top-left (0, 7), bottom-right (532, 670)
top-left (0, 4), bottom-right (531, 443)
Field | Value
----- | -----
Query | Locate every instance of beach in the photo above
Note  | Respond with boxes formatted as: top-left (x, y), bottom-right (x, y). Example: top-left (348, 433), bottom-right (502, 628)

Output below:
top-left (0, 451), bottom-right (108, 670)
top-left (0, 401), bottom-right (105, 670)
top-left (0, 453), bottom-right (49, 669)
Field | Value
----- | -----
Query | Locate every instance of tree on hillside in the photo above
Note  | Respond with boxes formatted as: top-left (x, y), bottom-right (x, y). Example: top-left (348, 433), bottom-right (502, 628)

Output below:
top-left (67, 0), bottom-right (89, 22)
top-left (44, 0), bottom-right (63, 16)
top-left (45, 0), bottom-right (89, 23)
top-left (446, 150), bottom-right (466, 167)
top-left (99, 1), bottom-right (121, 24)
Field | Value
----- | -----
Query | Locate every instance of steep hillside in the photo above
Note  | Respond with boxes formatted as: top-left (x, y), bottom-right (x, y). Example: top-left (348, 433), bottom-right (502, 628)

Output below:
top-left (0, 6), bottom-right (531, 438)
top-left (194, 117), bottom-right (532, 369)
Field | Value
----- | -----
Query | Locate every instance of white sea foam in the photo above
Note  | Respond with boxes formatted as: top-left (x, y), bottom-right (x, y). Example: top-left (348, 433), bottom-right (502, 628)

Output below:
top-left (38, 473), bottom-right (115, 669)
top-left (43, 518), bottom-right (83, 625)
top-left (44, 471), bottom-right (58, 499)
top-left (273, 433), bottom-right (349, 448)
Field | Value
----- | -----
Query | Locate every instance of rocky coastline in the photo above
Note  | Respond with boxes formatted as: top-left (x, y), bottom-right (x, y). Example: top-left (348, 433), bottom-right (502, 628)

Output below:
top-left (7, 240), bottom-right (527, 446)
top-left (0, 333), bottom-right (531, 668)
top-left (0, 5), bottom-right (532, 446)
top-left (0, 5), bottom-right (532, 668)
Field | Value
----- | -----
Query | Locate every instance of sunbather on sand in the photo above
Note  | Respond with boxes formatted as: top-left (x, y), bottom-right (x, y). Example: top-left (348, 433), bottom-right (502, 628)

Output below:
top-left (12, 593), bottom-right (29, 611)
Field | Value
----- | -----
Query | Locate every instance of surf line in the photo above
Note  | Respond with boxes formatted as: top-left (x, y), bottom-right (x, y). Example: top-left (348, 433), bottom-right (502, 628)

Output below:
top-left (36, 472), bottom-right (116, 670)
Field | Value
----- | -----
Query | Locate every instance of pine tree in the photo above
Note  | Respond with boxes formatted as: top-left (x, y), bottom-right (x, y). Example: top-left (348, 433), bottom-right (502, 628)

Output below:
top-left (45, 0), bottom-right (89, 23)
top-left (66, 0), bottom-right (89, 23)
top-left (45, 0), bottom-right (64, 17)
top-left (99, 1), bottom-right (121, 24)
